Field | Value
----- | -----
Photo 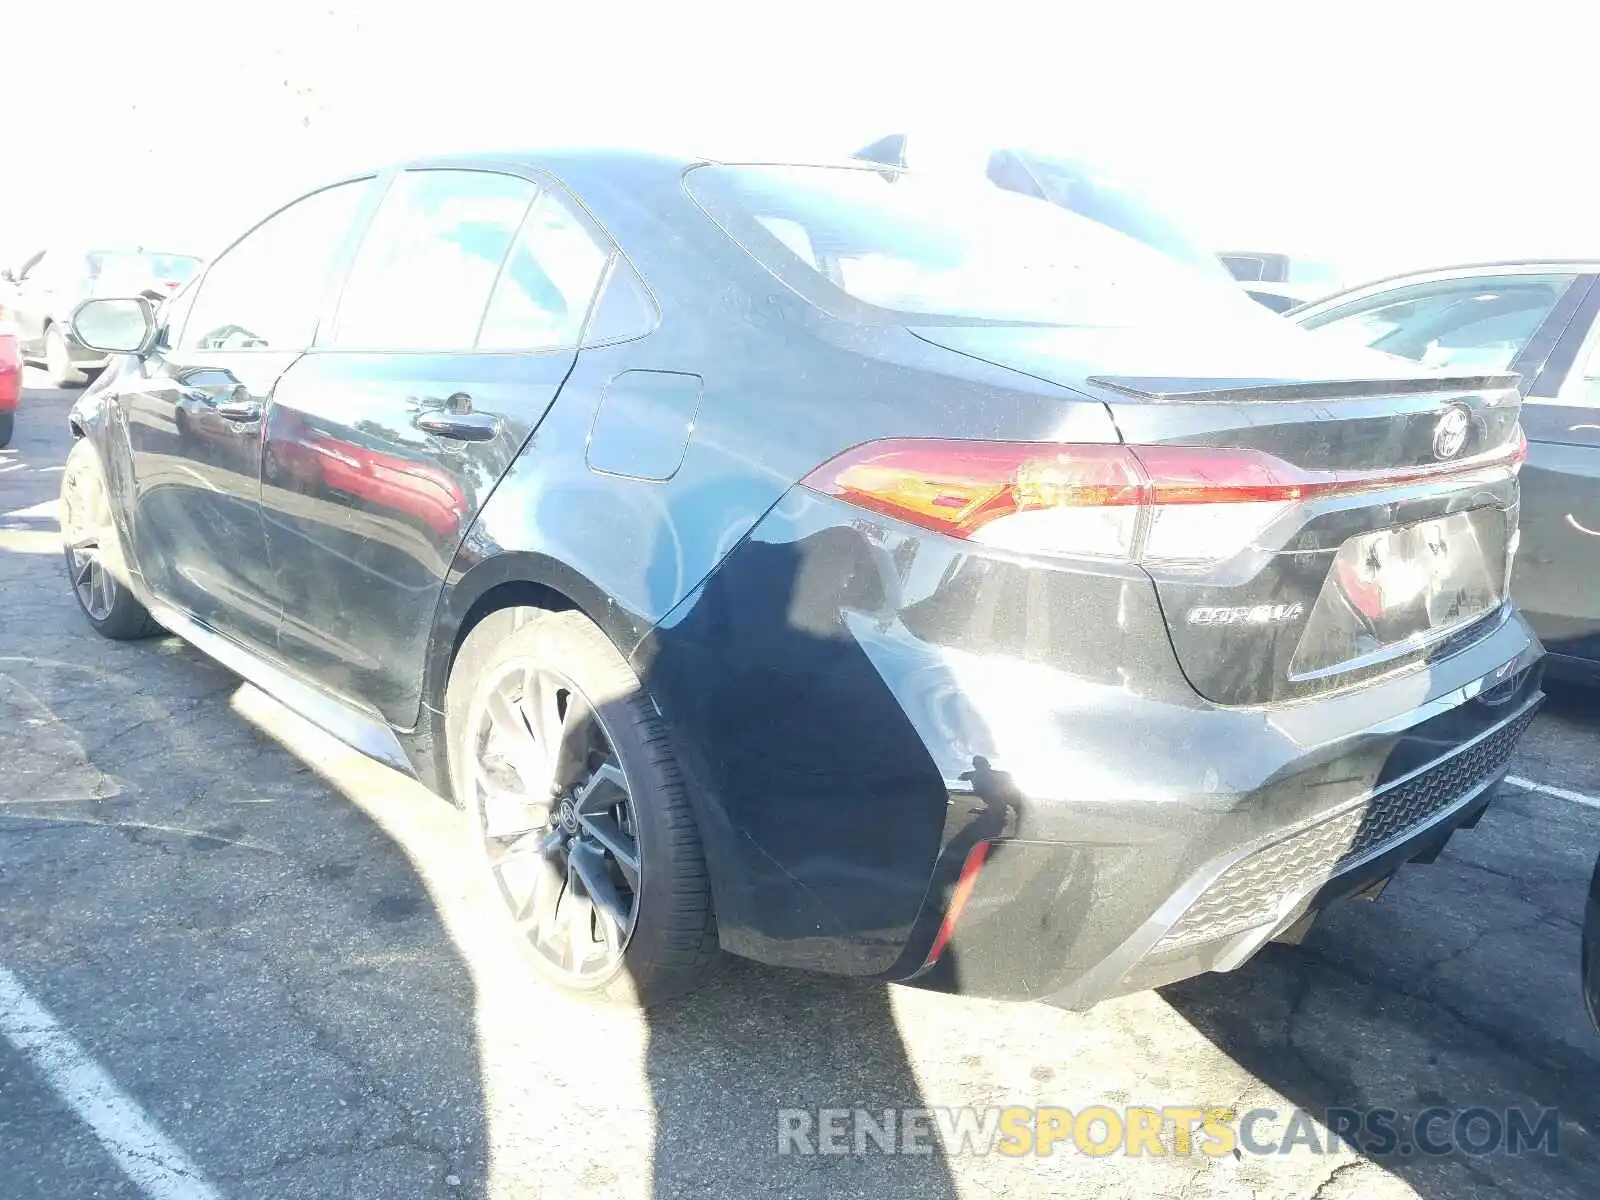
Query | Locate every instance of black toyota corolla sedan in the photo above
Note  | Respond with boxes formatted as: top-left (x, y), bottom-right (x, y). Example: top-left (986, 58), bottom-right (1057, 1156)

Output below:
top-left (61, 150), bottom-right (1543, 1008)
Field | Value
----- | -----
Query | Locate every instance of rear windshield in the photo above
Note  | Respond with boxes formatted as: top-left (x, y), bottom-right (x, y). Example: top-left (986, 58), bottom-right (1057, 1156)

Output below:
top-left (685, 164), bottom-right (1259, 327)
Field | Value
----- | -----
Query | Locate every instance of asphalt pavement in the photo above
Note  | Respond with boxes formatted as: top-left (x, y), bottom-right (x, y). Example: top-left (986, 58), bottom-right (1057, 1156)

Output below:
top-left (2, 376), bottom-right (1599, 1199)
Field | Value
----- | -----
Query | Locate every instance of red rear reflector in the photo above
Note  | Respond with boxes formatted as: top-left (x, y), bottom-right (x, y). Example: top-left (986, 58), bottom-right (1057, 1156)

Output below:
top-left (921, 840), bottom-right (991, 970)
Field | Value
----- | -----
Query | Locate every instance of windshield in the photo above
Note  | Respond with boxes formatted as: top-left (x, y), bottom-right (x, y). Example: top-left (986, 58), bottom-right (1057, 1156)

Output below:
top-left (685, 164), bottom-right (1258, 327)
top-left (1007, 153), bottom-right (1233, 283)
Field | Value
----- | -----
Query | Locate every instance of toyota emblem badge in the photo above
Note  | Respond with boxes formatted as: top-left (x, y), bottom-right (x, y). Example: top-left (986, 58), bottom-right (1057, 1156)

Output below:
top-left (1432, 407), bottom-right (1471, 460)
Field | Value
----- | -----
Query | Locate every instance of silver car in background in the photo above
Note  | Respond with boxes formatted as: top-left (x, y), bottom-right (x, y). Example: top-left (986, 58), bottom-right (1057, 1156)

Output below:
top-left (1, 248), bottom-right (200, 386)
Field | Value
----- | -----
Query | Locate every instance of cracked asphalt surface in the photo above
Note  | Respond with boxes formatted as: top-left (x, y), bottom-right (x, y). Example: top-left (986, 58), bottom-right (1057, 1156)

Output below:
top-left (2, 377), bottom-right (1599, 1199)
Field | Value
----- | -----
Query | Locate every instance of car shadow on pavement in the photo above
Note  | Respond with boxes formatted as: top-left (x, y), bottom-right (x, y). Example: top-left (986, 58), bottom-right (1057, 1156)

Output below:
top-left (646, 962), bottom-right (957, 1198)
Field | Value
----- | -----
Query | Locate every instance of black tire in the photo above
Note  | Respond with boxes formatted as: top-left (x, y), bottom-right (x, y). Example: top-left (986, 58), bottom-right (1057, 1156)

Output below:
top-left (44, 324), bottom-right (86, 389)
top-left (446, 608), bottom-right (720, 1006)
top-left (59, 439), bottom-right (160, 640)
top-left (0, 411), bottom-right (12, 449)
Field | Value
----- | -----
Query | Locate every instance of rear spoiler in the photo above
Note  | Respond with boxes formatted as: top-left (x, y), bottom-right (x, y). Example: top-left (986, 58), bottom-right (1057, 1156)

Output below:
top-left (1085, 374), bottom-right (1522, 404)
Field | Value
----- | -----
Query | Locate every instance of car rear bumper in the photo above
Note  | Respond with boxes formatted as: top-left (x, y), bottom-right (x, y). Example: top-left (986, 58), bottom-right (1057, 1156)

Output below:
top-left (906, 664), bottom-right (1541, 1005)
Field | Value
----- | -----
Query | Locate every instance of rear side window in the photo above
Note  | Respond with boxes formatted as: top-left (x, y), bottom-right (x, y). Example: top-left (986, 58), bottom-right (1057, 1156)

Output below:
top-left (330, 170), bottom-right (536, 351)
top-left (1300, 274), bottom-right (1578, 373)
top-left (686, 163), bottom-right (1251, 328)
top-left (476, 190), bottom-right (610, 351)
top-left (182, 179), bottom-right (372, 352)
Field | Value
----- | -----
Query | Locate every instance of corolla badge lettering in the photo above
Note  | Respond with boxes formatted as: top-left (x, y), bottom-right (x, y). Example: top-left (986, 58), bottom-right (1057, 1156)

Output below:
top-left (1187, 602), bottom-right (1306, 627)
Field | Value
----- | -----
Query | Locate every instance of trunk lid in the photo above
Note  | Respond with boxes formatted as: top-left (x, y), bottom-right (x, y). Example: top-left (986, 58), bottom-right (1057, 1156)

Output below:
top-left (911, 324), bottom-right (1525, 705)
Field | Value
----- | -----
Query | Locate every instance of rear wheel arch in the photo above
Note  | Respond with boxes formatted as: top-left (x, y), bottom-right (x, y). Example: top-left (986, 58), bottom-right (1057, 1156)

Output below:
top-left (435, 552), bottom-right (644, 687)
top-left (416, 552), bottom-right (647, 794)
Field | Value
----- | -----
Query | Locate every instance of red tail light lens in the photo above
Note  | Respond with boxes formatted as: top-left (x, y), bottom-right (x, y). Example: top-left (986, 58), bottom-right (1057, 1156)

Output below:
top-left (803, 439), bottom-right (1148, 559)
top-left (804, 439), bottom-right (1145, 528)
top-left (802, 435), bottom-right (1527, 565)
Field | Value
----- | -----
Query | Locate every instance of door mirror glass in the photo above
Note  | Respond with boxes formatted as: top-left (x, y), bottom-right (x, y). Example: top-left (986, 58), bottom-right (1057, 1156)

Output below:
top-left (71, 297), bottom-right (155, 354)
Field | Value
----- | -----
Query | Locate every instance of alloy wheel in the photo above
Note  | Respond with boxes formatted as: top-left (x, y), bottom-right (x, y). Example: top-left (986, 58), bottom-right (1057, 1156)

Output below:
top-left (61, 457), bottom-right (116, 621)
top-left (66, 539), bottom-right (116, 621)
top-left (467, 660), bottom-right (642, 982)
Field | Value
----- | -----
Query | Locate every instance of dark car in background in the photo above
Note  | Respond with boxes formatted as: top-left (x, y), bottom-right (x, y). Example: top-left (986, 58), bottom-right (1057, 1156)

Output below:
top-left (61, 151), bottom-right (1542, 1010)
top-left (1292, 261), bottom-right (1600, 682)
top-left (2, 248), bottom-right (200, 386)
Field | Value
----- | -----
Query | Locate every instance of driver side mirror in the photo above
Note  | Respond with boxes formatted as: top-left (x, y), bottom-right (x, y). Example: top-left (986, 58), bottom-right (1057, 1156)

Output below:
top-left (71, 296), bottom-right (157, 355)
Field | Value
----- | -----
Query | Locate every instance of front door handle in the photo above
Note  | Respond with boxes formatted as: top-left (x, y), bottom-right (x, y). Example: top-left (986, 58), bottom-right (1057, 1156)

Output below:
top-left (416, 411), bottom-right (498, 442)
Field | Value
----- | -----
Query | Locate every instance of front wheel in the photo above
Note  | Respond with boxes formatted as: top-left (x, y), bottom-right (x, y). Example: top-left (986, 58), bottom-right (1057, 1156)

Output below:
top-left (0, 411), bottom-right (13, 449)
top-left (59, 439), bottom-right (159, 640)
top-left (446, 609), bottom-right (720, 1007)
top-left (45, 325), bottom-right (86, 389)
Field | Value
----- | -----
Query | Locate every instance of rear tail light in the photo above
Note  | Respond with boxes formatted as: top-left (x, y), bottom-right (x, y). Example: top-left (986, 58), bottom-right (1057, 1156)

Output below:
top-left (802, 434), bottom-right (1527, 566)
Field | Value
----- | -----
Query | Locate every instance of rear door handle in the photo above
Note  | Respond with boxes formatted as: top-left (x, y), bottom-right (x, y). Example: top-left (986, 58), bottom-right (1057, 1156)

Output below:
top-left (416, 411), bottom-right (499, 442)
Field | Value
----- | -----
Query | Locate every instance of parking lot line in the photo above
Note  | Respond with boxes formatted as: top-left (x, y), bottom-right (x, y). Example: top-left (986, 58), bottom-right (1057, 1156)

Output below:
top-left (1505, 774), bottom-right (1600, 810)
top-left (0, 964), bottom-right (220, 1200)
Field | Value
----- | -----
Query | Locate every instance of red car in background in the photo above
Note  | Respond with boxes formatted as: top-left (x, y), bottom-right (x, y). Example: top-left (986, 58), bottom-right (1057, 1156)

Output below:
top-left (0, 316), bottom-right (20, 448)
